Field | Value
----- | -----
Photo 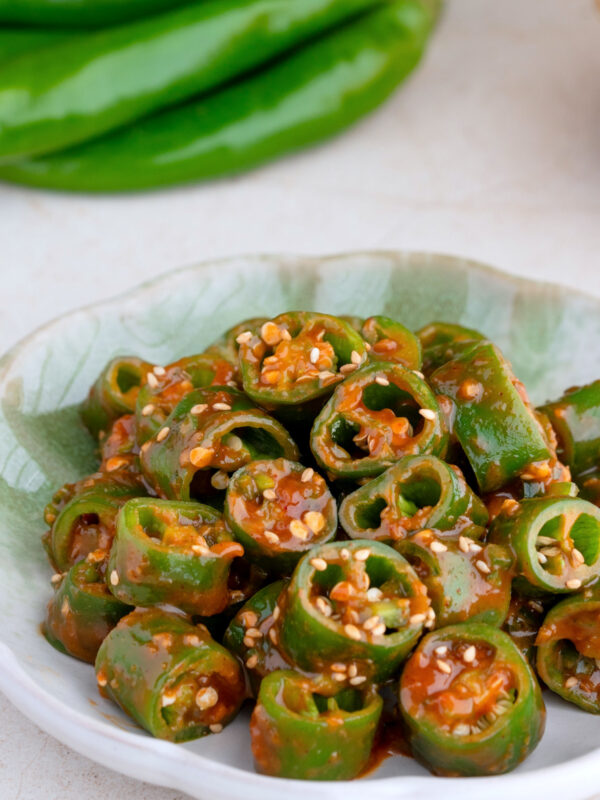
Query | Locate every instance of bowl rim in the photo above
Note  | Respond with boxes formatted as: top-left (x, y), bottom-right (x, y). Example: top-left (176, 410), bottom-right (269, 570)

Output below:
top-left (2, 250), bottom-right (600, 799)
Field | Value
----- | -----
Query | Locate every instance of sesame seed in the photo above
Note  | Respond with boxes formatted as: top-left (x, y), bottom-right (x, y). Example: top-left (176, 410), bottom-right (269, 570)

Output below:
top-left (272, 606), bottom-right (281, 621)
top-left (453, 723), bottom-right (471, 736)
top-left (354, 548), bottom-right (370, 562)
top-left (310, 347), bottom-right (320, 364)
top-left (340, 548), bottom-right (350, 561)
top-left (141, 441), bottom-right (151, 453)
top-left (340, 363), bottom-right (358, 375)
top-left (304, 510), bottom-right (326, 534)
top-left (318, 370), bottom-right (337, 382)
top-left (147, 373), bottom-right (159, 389)
top-left (351, 350), bottom-right (362, 365)
top-left (436, 659), bottom-right (452, 674)
top-left (332, 672), bottom-right (346, 682)
top-left (364, 342), bottom-right (372, 351)
top-left (375, 376), bottom-right (390, 386)
top-left (463, 645), bottom-right (476, 663)
top-left (246, 627), bottom-right (262, 639)
top-left (409, 613), bottom-right (426, 625)
top-left (196, 687), bottom-right (219, 710)
top-left (363, 616), bottom-right (380, 631)
top-left (366, 587), bottom-right (383, 602)
top-left (475, 559), bottom-right (491, 575)
top-left (349, 676), bottom-right (367, 686)
top-left (566, 578), bottom-right (582, 590)
top-left (413, 370), bottom-right (425, 379)
top-left (141, 403), bottom-right (155, 417)
top-left (109, 570), bottom-right (119, 586)
top-left (213, 402), bottom-right (231, 411)
top-left (210, 471), bottom-right (229, 490)
top-left (241, 611), bottom-right (258, 628)
top-left (269, 628), bottom-right (278, 645)
top-left (348, 664), bottom-right (358, 678)
top-left (572, 549), bottom-right (585, 565)
top-left (315, 597), bottom-right (332, 617)
top-left (50, 573), bottom-right (63, 585)
top-left (264, 530), bottom-right (280, 545)
top-left (96, 671), bottom-right (107, 687)
top-left (226, 434), bottom-right (243, 451)
top-left (434, 645), bottom-right (448, 656)
top-left (236, 331), bottom-right (252, 344)
top-left (262, 370), bottom-right (281, 385)
top-left (565, 676), bottom-right (578, 689)
top-left (458, 536), bottom-right (471, 553)
top-left (246, 654), bottom-right (258, 669)
top-left (261, 321), bottom-right (283, 346)
top-left (183, 634), bottom-right (201, 647)
top-left (344, 624), bottom-right (362, 641)
top-left (161, 692), bottom-right (177, 707)
top-left (61, 598), bottom-right (70, 616)
top-left (191, 544), bottom-right (210, 556)
top-left (419, 408), bottom-right (437, 421)
top-left (263, 489), bottom-right (277, 501)
top-left (189, 446), bottom-right (214, 468)
top-left (301, 468), bottom-right (314, 483)
top-left (153, 365), bottom-right (166, 377)
top-left (209, 723), bottom-right (223, 734)
top-left (243, 636), bottom-right (255, 648)
top-left (331, 663), bottom-right (347, 673)
top-left (469, 542), bottom-right (483, 554)
top-left (156, 426), bottom-right (170, 442)
top-left (310, 557), bottom-right (328, 572)
top-left (290, 519), bottom-right (309, 540)
top-left (372, 623), bottom-right (386, 636)
top-left (191, 403), bottom-right (208, 415)
top-left (430, 540), bottom-right (447, 554)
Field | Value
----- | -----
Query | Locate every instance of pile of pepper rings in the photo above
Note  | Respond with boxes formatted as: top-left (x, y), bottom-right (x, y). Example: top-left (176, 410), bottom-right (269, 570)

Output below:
top-left (42, 311), bottom-right (600, 779)
top-left (0, 0), bottom-right (439, 192)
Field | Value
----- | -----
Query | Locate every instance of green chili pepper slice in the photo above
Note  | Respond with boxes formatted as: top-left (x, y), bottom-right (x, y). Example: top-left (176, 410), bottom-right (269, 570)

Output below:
top-left (44, 560), bottom-right (132, 663)
top-left (502, 593), bottom-right (549, 667)
top-left (430, 342), bottom-right (552, 492)
top-left (107, 498), bottom-right (243, 616)
top-left (310, 362), bottom-right (447, 479)
top-left (95, 608), bottom-right (245, 742)
top-left (251, 669), bottom-right (382, 780)
top-left (536, 588), bottom-right (600, 713)
top-left (225, 459), bottom-right (337, 573)
top-left (361, 315), bottom-right (422, 370)
top-left (396, 530), bottom-right (513, 627)
top-left (224, 580), bottom-right (289, 696)
top-left (0, 1), bottom-right (439, 192)
top-left (489, 496), bottom-right (600, 595)
top-left (417, 321), bottom-right (485, 375)
top-left (81, 356), bottom-right (152, 439)
top-left (540, 380), bottom-right (600, 478)
top-left (140, 387), bottom-right (299, 502)
top-left (277, 540), bottom-right (431, 683)
top-left (399, 623), bottom-right (545, 776)
top-left (135, 354), bottom-right (238, 446)
top-left (339, 455), bottom-right (487, 542)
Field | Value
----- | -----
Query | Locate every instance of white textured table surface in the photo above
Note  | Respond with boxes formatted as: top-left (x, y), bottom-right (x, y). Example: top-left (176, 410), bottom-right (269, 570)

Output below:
top-left (2, 0), bottom-right (600, 797)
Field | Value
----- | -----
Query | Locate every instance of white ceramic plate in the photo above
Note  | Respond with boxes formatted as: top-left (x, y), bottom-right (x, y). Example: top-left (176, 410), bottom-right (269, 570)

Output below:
top-left (2, 252), bottom-right (600, 800)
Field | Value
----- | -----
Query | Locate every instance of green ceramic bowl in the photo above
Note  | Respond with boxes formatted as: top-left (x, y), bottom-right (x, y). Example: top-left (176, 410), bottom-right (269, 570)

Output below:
top-left (1, 252), bottom-right (600, 799)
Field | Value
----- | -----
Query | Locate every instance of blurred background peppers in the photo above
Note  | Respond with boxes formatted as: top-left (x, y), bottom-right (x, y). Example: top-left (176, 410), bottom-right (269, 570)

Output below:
top-left (0, 0), bottom-right (441, 191)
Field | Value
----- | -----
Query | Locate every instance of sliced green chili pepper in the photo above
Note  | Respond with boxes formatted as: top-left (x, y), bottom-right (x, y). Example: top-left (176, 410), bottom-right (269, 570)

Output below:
top-left (140, 387), bottom-right (299, 502)
top-left (251, 670), bottom-right (382, 780)
top-left (277, 540), bottom-right (431, 683)
top-left (81, 356), bottom-right (152, 439)
top-left (339, 455), bottom-right (487, 542)
top-left (0, 0), bottom-right (439, 191)
top-left (310, 362), bottom-right (447, 480)
top-left (0, 0), bottom-right (193, 28)
top-left (135, 355), bottom-right (238, 446)
top-left (536, 588), bottom-right (600, 713)
top-left (95, 608), bottom-right (245, 741)
top-left (503, 593), bottom-right (549, 667)
top-left (225, 459), bottom-right (337, 573)
top-left (44, 560), bottom-right (132, 663)
top-left (540, 380), bottom-right (600, 477)
top-left (430, 342), bottom-right (552, 492)
top-left (417, 321), bottom-right (485, 375)
top-left (488, 496), bottom-right (600, 595)
top-left (399, 623), bottom-right (545, 776)
top-left (0, 0), bottom-right (392, 161)
top-left (396, 530), bottom-right (513, 627)
top-left (224, 580), bottom-right (289, 695)
top-left (239, 312), bottom-right (367, 419)
top-left (107, 498), bottom-right (243, 616)
top-left (43, 473), bottom-right (145, 572)
top-left (361, 315), bottom-right (422, 370)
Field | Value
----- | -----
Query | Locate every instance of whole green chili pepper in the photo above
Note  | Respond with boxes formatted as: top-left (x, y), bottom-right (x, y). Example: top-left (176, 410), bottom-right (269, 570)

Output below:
top-left (361, 315), bottom-right (422, 370)
top-left (81, 356), bottom-right (152, 440)
top-left (0, 0), bottom-right (193, 28)
top-left (488, 496), bottom-right (600, 595)
top-left (44, 560), bottom-right (132, 663)
top-left (430, 342), bottom-right (552, 493)
top-left (399, 623), bottom-right (545, 776)
top-left (396, 530), bottom-right (513, 627)
top-left (0, 0), bottom-right (439, 191)
top-left (277, 540), bottom-right (432, 683)
top-left (540, 380), bottom-right (600, 477)
top-left (0, 0), bottom-right (392, 161)
top-left (95, 608), bottom-right (246, 741)
top-left (140, 387), bottom-right (298, 502)
top-left (225, 459), bottom-right (337, 573)
top-left (536, 588), bottom-right (600, 713)
top-left (251, 670), bottom-right (382, 780)
top-left (339, 454), bottom-right (487, 542)
top-left (107, 498), bottom-right (243, 616)
top-left (417, 321), bottom-right (485, 375)
top-left (310, 361), bottom-right (447, 480)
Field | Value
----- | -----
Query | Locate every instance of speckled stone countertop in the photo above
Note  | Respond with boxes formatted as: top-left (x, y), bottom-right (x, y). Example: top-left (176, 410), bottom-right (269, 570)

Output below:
top-left (1, 1), bottom-right (599, 797)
